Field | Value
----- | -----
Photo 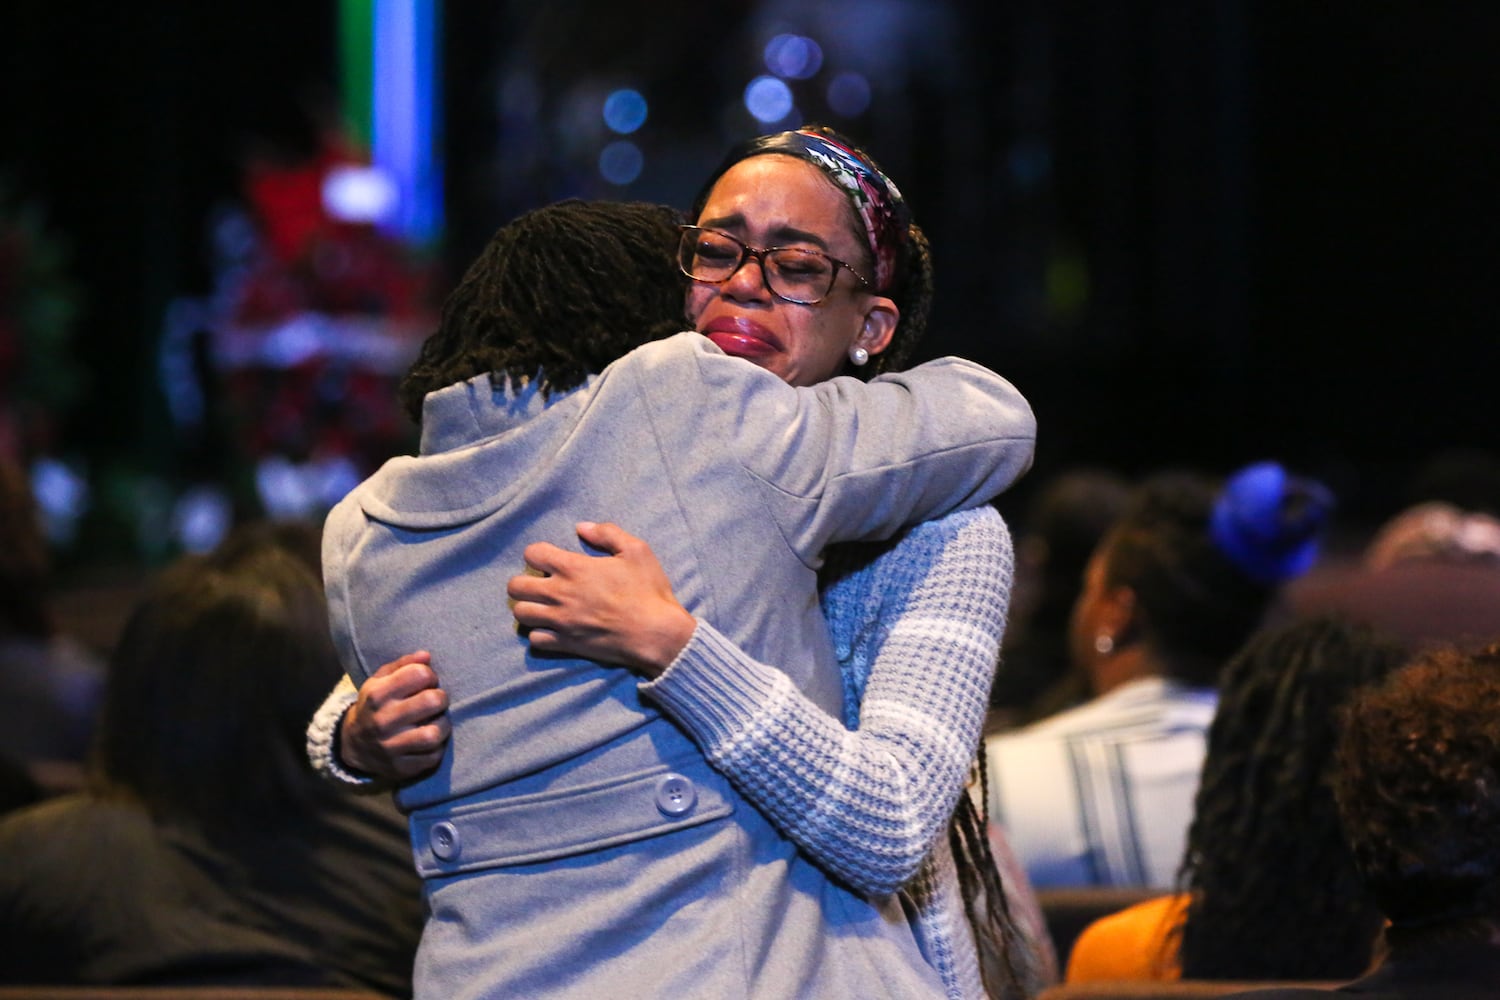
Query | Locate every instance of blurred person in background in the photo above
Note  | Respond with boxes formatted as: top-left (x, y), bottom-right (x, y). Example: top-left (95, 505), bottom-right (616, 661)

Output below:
top-left (1280, 498), bottom-right (1500, 651)
top-left (1276, 446), bottom-right (1500, 650)
top-left (988, 467), bottom-right (1132, 733)
top-left (1225, 641), bottom-right (1500, 999)
top-left (0, 457), bottom-right (105, 795)
top-left (0, 523), bottom-right (422, 995)
top-left (1065, 615), bottom-right (1409, 982)
top-left (985, 462), bottom-right (1332, 889)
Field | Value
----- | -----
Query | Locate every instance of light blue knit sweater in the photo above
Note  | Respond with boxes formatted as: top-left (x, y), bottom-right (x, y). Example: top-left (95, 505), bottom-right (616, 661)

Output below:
top-left (643, 505), bottom-right (1014, 999)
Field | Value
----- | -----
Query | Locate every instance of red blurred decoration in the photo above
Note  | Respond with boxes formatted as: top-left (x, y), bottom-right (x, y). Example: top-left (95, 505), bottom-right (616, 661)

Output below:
top-left (206, 131), bottom-right (440, 506)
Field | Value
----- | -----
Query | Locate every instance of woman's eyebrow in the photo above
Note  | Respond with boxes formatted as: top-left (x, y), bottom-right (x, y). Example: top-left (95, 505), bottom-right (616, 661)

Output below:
top-left (695, 212), bottom-right (746, 233)
top-left (698, 214), bottom-right (832, 252)
top-left (766, 225), bottom-right (832, 251)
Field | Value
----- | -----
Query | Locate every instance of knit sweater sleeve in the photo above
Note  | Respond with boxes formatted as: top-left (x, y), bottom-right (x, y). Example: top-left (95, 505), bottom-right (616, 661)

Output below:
top-left (641, 507), bottom-right (1013, 895)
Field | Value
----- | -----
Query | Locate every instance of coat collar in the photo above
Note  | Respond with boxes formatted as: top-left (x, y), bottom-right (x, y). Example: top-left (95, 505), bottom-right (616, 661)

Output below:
top-left (418, 371), bottom-right (591, 455)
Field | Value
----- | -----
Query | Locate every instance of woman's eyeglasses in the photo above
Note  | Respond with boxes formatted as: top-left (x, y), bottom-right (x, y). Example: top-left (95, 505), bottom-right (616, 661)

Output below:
top-left (677, 226), bottom-right (869, 305)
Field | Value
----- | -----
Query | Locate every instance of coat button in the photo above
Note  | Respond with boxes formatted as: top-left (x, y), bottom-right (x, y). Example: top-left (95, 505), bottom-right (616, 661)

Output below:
top-left (430, 821), bottom-right (461, 861)
top-left (655, 773), bottom-right (697, 817)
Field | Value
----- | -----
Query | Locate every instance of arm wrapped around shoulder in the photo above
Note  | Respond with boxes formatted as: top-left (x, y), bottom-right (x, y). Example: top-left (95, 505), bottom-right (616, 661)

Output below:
top-left (744, 355), bottom-right (1036, 548)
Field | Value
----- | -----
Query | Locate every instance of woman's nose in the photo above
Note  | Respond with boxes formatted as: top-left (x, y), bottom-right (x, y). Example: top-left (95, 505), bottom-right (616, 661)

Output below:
top-left (720, 252), bottom-right (774, 301)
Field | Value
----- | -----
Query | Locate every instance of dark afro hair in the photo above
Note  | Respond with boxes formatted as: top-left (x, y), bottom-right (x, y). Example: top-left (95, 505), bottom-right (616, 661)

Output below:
top-left (399, 199), bottom-right (689, 422)
top-left (1334, 642), bottom-right (1500, 932)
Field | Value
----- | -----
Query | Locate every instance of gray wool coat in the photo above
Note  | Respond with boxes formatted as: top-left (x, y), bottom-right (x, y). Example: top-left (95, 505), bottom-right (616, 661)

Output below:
top-left (323, 332), bottom-right (1036, 999)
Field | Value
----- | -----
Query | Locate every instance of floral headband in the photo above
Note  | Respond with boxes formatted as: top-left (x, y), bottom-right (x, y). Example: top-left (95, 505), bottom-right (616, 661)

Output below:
top-left (739, 128), bottom-right (910, 293)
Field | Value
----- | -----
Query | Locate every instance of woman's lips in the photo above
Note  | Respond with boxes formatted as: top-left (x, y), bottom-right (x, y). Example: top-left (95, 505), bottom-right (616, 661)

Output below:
top-left (701, 317), bottom-right (781, 358)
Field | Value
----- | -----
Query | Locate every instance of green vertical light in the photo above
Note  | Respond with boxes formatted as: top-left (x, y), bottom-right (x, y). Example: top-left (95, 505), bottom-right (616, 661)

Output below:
top-left (339, 0), bottom-right (375, 150)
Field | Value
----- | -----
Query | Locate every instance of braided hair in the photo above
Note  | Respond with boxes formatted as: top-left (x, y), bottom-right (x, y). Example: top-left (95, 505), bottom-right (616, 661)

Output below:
top-left (958, 754), bottom-right (1053, 998)
top-left (691, 125), bottom-right (935, 380)
top-left (1174, 616), bottom-right (1407, 979)
top-left (399, 199), bottom-right (688, 423)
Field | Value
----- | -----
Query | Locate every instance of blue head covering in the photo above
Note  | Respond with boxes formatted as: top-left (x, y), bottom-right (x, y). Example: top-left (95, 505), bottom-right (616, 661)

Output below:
top-left (1210, 462), bottom-right (1335, 584)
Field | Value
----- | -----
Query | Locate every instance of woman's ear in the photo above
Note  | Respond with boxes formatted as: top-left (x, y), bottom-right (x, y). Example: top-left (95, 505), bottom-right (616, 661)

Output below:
top-left (1099, 584), bottom-right (1139, 645)
top-left (857, 297), bottom-right (899, 357)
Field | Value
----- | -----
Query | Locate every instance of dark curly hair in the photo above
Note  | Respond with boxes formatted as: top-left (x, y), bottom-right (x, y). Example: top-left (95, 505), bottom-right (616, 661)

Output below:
top-left (691, 125), bottom-right (934, 378)
top-left (1333, 642), bottom-right (1500, 939)
top-left (1096, 472), bottom-right (1281, 687)
top-left (1174, 616), bottom-right (1408, 979)
top-left (398, 200), bottom-right (689, 422)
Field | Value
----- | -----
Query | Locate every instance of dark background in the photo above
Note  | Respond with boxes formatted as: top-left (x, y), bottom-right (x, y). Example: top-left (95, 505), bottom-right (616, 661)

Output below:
top-left (2, 1), bottom-right (1495, 555)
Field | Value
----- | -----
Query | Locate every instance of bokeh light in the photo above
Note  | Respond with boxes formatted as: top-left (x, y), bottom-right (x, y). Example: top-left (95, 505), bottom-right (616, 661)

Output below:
top-left (765, 34), bottom-right (823, 80)
top-left (599, 140), bottom-right (644, 185)
top-left (744, 75), bottom-right (795, 124)
top-left (602, 88), bottom-right (648, 135)
top-left (826, 72), bottom-right (872, 118)
top-left (171, 485), bottom-right (233, 553)
top-left (30, 457), bottom-right (89, 546)
top-left (322, 165), bottom-right (400, 224)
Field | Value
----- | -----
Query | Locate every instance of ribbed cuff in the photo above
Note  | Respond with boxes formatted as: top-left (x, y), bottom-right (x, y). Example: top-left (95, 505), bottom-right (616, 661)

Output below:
top-left (639, 619), bottom-right (785, 754)
top-left (306, 675), bottom-right (379, 789)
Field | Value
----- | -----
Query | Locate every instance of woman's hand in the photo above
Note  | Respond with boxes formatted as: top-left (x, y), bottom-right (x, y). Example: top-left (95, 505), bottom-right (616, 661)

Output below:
top-left (507, 522), bottom-right (696, 678)
top-left (341, 651), bottom-right (451, 781)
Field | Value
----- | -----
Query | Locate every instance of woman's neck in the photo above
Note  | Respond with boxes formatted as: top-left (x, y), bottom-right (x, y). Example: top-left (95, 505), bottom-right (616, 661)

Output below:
top-left (1088, 644), bottom-right (1162, 697)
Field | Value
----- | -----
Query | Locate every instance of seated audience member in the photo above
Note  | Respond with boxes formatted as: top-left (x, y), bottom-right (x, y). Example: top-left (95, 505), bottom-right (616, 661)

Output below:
top-left (0, 524), bottom-right (422, 995)
top-left (1065, 616), bottom-right (1409, 982)
top-left (989, 466), bottom-right (1132, 732)
top-left (1399, 446), bottom-right (1500, 518)
top-left (0, 458), bottom-right (106, 780)
top-left (984, 462), bottom-right (1332, 888)
top-left (1224, 641), bottom-right (1500, 999)
top-left (1280, 499), bottom-right (1500, 650)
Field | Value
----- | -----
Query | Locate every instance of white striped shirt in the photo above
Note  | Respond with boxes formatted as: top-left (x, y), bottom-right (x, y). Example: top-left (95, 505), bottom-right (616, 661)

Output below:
top-left (984, 676), bottom-right (1216, 889)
